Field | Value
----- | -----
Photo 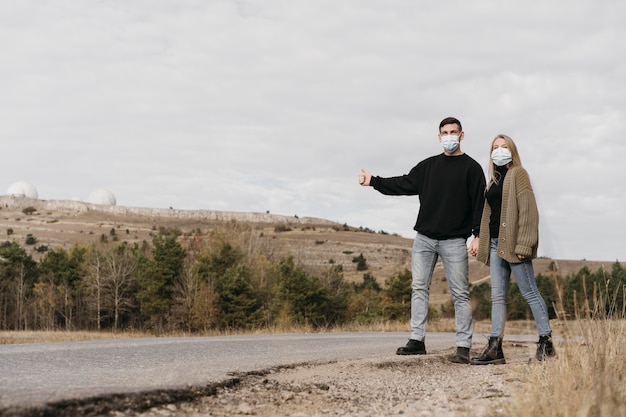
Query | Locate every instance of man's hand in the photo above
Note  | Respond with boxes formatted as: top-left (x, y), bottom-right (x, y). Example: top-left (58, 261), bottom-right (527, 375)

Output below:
top-left (358, 168), bottom-right (372, 186)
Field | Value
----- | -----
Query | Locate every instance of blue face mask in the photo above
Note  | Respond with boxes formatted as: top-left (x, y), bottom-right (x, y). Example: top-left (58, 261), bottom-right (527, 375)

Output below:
top-left (491, 147), bottom-right (512, 166)
top-left (441, 135), bottom-right (460, 153)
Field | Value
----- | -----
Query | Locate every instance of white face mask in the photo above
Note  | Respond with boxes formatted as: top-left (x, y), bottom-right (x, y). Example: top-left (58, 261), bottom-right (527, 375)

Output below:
top-left (441, 135), bottom-right (460, 153)
top-left (491, 147), bottom-right (512, 166)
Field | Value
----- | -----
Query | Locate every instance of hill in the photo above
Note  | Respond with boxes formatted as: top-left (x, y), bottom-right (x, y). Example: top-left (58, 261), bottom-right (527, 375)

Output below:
top-left (0, 195), bottom-right (620, 309)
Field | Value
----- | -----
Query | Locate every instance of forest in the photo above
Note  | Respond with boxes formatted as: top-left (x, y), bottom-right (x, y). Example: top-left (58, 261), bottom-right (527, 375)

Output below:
top-left (1, 220), bottom-right (624, 333)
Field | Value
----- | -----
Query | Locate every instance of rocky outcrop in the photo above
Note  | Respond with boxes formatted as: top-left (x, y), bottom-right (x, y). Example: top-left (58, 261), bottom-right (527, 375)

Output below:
top-left (0, 196), bottom-right (339, 226)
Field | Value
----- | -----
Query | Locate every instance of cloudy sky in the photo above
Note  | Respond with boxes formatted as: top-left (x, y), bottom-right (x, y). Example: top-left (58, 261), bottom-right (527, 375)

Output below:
top-left (1, 0), bottom-right (624, 262)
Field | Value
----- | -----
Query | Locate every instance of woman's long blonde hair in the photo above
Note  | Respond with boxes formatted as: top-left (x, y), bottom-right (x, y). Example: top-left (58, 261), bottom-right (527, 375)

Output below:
top-left (487, 134), bottom-right (523, 189)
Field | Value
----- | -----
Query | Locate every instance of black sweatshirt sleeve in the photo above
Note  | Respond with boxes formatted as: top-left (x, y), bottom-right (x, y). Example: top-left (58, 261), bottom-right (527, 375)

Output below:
top-left (369, 165), bottom-right (421, 196)
top-left (469, 164), bottom-right (486, 237)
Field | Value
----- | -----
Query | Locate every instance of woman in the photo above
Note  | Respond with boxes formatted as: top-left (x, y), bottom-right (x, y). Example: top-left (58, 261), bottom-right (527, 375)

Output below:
top-left (470, 134), bottom-right (555, 364)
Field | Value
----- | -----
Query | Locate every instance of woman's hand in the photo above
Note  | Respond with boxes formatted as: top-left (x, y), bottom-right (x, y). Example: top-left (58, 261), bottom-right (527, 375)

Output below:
top-left (468, 237), bottom-right (479, 257)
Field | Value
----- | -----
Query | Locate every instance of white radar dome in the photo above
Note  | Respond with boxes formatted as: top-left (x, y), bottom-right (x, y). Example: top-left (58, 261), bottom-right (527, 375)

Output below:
top-left (87, 189), bottom-right (116, 205)
top-left (7, 181), bottom-right (38, 199)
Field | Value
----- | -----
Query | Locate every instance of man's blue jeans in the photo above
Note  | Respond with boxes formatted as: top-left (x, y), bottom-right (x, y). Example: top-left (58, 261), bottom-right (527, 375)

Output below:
top-left (410, 232), bottom-right (472, 348)
top-left (489, 238), bottom-right (551, 337)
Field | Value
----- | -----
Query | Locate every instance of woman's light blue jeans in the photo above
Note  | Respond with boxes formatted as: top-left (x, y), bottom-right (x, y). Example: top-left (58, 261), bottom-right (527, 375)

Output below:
top-left (410, 233), bottom-right (472, 348)
top-left (489, 238), bottom-right (551, 337)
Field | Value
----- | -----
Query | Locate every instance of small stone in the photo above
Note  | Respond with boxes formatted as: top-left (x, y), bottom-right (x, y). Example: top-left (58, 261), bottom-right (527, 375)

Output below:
top-left (238, 402), bottom-right (254, 414)
top-left (282, 391), bottom-right (295, 401)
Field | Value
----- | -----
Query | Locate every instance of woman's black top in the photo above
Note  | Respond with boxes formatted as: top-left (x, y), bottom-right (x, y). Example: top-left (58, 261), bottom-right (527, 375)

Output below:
top-left (485, 165), bottom-right (508, 238)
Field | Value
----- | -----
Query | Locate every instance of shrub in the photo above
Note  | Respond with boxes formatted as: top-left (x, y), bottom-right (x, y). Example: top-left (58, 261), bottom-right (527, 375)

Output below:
top-left (352, 253), bottom-right (368, 271)
top-left (25, 234), bottom-right (37, 245)
top-left (158, 226), bottom-right (183, 237)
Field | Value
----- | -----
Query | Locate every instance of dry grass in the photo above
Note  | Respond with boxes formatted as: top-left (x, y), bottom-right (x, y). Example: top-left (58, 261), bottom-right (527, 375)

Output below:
top-left (0, 319), bottom-right (542, 345)
top-left (506, 318), bottom-right (626, 417)
top-left (0, 324), bottom-right (409, 345)
top-left (0, 330), bottom-right (151, 345)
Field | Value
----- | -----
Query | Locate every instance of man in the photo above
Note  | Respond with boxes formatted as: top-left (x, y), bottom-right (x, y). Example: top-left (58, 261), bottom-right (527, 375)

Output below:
top-left (358, 117), bottom-right (485, 363)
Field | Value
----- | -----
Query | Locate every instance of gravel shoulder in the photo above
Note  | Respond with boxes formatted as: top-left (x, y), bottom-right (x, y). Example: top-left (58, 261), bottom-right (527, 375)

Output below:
top-left (186, 342), bottom-right (532, 417)
top-left (20, 340), bottom-right (535, 417)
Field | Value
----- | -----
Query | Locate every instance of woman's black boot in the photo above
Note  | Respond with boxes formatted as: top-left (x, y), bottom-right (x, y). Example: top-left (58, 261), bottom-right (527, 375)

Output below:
top-left (536, 333), bottom-right (556, 361)
top-left (470, 337), bottom-right (506, 365)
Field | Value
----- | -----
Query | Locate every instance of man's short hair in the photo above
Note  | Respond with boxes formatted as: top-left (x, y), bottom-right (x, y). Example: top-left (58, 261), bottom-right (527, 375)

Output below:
top-left (439, 117), bottom-right (462, 132)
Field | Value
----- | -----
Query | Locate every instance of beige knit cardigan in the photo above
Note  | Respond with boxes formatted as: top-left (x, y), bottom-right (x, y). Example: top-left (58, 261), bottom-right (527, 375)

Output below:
top-left (476, 166), bottom-right (539, 265)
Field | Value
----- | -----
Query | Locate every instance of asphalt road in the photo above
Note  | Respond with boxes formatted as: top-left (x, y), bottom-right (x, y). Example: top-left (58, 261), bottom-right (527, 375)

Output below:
top-left (0, 331), bottom-right (465, 410)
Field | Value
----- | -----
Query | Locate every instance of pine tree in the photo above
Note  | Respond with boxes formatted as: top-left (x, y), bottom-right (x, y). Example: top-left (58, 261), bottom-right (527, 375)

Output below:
top-left (137, 235), bottom-right (186, 332)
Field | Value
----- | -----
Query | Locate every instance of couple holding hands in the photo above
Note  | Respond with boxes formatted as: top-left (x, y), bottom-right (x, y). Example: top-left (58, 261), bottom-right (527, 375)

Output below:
top-left (358, 117), bottom-right (555, 365)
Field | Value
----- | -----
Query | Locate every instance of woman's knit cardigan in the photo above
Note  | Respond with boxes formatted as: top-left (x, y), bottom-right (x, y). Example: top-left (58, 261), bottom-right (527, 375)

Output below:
top-left (476, 166), bottom-right (539, 265)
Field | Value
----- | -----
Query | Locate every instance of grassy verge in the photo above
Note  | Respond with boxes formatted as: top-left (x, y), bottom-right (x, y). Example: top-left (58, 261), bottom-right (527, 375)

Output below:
top-left (0, 330), bottom-right (152, 345)
top-left (0, 318), bottom-right (541, 345)
top-left (506, 318), bottom-right (626, 417)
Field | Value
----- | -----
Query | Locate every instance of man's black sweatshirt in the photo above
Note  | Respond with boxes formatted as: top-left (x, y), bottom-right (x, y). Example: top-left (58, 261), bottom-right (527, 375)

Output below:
top-left (369, 153), bottom-right (485, 240)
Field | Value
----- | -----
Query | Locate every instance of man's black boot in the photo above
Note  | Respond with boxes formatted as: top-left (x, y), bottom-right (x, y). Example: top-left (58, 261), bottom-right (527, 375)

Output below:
top-left (536, 334), bottom-right (556, 361)
top-left (396, 339), bottom-right (426, 355)
top-left (450, 347), bottom-right (470, 364)
top-left (470, 337), bottom-right (506, 365)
